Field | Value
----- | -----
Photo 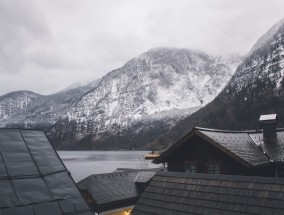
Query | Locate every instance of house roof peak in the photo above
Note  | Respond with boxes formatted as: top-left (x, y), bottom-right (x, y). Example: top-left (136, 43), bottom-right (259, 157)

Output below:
top-left (155, 126), bottom-right (284, 166)
top-left (194, 126), bottom-right (255, 133)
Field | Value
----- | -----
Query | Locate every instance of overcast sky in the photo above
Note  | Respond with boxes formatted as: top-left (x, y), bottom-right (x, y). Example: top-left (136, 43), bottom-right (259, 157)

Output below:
top-left (1, 0), bottom-right (284, 95)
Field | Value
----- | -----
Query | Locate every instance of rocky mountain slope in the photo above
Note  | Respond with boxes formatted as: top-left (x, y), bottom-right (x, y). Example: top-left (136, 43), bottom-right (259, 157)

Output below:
top-left (160, 18), bottom-right (284, 147)
top-left (48, 48), bottom-right (236, 149)
top-left (0, 79), bottom-right (100, 127)
top-left (1, 48), bottom-right (239, 149)
top-left (0, 91), bottom-right (41, 119)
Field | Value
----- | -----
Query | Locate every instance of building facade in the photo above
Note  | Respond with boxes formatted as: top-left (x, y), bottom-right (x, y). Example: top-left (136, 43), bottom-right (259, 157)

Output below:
top-left (154, 114), bottom-right (284, 178)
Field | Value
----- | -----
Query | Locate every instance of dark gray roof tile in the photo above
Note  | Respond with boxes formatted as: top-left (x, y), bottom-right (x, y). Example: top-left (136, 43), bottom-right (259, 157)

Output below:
top-left (0, 128), bottom-right (92, 215)
top-left (3, 206), bottom-right (35, 215)
top-left (77, 169), bottom-right (159, 208)
top-left (155, 127), bottom-right (284, 166)
top-left (132, 172), bottom-right (284, 215)
top-left (135, 171), bottom-right (156, 183)
top-left (21, 130), bottom-right (65, 174)
top-left (199, 129), bottom-right (269, 166)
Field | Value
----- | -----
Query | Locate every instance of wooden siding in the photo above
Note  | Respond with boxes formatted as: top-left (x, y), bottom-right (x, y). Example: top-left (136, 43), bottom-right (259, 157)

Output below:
top-left (166, 134), bottom-right (283, 177)
top-left (167, 134), bottom-right (246, 175)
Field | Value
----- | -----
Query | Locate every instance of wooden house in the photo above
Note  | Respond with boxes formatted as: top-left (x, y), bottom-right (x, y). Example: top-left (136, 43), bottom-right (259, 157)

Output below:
top-left (154, 114), bottom-right (284, 178)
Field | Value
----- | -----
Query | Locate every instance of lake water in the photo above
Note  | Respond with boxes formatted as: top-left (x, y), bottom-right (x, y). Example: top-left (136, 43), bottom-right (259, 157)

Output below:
top-left (57, 151), bottom-right (162, 182)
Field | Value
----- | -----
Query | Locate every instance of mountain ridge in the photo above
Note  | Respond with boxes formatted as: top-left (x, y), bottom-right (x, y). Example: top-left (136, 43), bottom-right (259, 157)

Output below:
top-left (159, 18), bottom-right (284, 148)
top-left (1, 47), bottom-right (241, 149)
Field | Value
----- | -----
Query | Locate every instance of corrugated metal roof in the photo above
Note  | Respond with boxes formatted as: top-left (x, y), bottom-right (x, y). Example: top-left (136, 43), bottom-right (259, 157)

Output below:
top-left (0, 128), bottom-right (92, 215)
top-left (132, 171), bottom-right (284, 215)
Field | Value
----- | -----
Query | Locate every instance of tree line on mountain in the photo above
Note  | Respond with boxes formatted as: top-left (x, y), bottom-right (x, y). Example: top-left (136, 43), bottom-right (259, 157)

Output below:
top-left (158, 62), bottom-right (284, 149)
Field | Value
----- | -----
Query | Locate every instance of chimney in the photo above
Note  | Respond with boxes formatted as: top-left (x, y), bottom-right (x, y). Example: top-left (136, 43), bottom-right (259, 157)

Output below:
top-left (259, 114), bottom-right (277, 141)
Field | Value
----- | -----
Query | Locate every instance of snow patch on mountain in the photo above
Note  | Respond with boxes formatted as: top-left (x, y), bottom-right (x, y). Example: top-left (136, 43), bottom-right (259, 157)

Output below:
top-left (0, 91), bottom-right (41, 120)
top-left (249, 17), bottom-right (284, 55)
top-left (64, 48), bottom-right (233, 138)
top-left (1, 47), bottom-right (239, 149)
top-left (227, 20), bottom-right (284, 95)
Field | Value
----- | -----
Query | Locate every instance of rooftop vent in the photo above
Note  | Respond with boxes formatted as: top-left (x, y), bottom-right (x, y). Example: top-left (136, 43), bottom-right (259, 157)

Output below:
top-left (259, 114), bottom-right (277, 141)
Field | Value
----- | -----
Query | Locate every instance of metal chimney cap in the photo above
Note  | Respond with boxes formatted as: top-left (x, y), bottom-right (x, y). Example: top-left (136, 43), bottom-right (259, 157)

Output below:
top-left (259, 114), bottom-right (277, 122)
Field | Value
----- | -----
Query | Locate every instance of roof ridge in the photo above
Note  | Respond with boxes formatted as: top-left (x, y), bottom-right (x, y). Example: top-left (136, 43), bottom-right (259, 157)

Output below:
top-left (195, 127), bottom-right (284, 133)
top-left (156, 171), bottom-right (284, 185)
top-left (195, 127), bottom-right (255, 133)
top-left (87, 171), bottom-right (139, 178)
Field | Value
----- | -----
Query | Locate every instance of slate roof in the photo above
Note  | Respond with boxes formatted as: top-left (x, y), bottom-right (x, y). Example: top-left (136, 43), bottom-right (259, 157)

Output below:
top-left (132, 171), bottom-right (284, 215)
top-left (77, 169), bottom-right (159, 212)
top-left (154, 127), bottom-right (284, 167)
top-left (135, 171), bottom-right (156, 184)
top-left (0, 128), bottom-right (92, 215)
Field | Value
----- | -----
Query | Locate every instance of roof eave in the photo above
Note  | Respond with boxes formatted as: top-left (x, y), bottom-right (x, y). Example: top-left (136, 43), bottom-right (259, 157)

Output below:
top-left (153, 128), bottom-right (197, 163)
top-left (91, 197), bottom-right (139, 213)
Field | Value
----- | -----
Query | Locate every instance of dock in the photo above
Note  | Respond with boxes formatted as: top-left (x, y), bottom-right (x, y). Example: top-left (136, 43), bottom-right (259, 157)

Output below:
top-left (144, 153), bottom-right (160, 160)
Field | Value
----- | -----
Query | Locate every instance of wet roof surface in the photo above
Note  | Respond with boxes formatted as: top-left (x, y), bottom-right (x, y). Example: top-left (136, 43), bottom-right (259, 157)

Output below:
top-left (77, 169), bottom-right (158, 205)
top-left (135, 171), bottom-right (156, 183)
top-left (250, 131), bottom-right (284, 162)
top-left (198, 129), bottom-right (270, 166)
top-left (155, 127), bottom-right (284, 166)
top-left (0, 128), bottom-right (92, 215)
top-left (78, 171), bottom-right (140, 205)
top-left (132, 171), bottom-right (284, 215)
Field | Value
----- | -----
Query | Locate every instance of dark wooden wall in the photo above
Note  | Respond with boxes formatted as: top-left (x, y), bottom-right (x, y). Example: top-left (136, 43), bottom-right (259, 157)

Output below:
top-left (166, 134), bottom-right (282, 178)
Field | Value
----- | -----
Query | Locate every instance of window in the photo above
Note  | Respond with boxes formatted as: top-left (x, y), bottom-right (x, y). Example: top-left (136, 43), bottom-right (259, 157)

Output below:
top-left (207, 162), bottom-right (221, 174)
top-left (184, 161), bottom-right (197, 173)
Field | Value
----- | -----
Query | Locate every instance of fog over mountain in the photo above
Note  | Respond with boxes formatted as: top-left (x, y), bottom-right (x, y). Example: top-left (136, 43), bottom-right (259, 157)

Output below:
top-left (1, 0), bottom-right (284, 95)
top-left (1, 1), bottom-right (284, 149)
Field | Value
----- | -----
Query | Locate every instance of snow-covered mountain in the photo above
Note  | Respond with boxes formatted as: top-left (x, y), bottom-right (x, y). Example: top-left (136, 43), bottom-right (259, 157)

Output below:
top-left (1, 47), bottom-right (240, 149)
top-left (50, 48), bottom-right (237, 149)
top-left (71, 48), bottom-right (232, 124)
top-left (0, 79), bottom-right (100, 127)
top-left (249, 17), bottom-right (284, 55)
top-left (0, 91), bottom-right (41, 119)
top-left (162, 17), bottom-right (284, 145)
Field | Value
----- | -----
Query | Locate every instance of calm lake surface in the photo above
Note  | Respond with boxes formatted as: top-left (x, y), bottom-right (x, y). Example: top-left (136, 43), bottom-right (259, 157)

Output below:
top-left (57, 151), bottom-right (162, 182)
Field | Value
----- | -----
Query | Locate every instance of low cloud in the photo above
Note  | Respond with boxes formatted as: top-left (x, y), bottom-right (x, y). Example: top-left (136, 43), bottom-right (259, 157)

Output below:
top-left (1, 0), bottom-right (284, 95)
